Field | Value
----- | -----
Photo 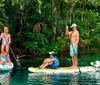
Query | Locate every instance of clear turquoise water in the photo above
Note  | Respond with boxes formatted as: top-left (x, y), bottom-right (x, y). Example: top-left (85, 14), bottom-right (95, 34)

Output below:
top-left (0, 52), bottom-right (100, 85)
top-left (1, 70), bottom-right (100, 85)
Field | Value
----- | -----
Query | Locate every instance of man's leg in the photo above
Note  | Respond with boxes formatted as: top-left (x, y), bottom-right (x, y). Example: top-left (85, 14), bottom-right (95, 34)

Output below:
top-left (70, 57), bottom-right (75, 68)
top-left (73, 56), bottom-right (78, 69)
top-left (75, 56), bottom-right (78, 67)
top-left (70, 44), bottom-right (76, 68)
top-left (72, 44), bottom-right (78, 69)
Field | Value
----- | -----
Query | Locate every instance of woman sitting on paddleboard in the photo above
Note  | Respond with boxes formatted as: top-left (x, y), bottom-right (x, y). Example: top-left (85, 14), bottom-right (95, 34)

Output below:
top-left (0, 27), bottom-right (11, 55)
top-left (39, 51), bottom-right (59, 69)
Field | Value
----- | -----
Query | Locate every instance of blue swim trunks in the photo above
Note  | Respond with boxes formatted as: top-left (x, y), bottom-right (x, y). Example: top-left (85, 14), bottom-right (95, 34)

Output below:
top-left (51, 63), bottom-right (58, 69)
top-left (70, 43), bottom-right (78, 57)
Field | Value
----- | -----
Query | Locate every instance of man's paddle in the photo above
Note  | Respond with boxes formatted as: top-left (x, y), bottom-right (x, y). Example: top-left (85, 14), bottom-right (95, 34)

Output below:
top-left (66, 25), bottom-right (81, 74)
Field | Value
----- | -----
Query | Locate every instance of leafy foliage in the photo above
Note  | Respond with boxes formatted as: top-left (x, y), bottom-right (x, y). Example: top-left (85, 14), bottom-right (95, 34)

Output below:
top-left (0, 0), bottom-right (100, 55)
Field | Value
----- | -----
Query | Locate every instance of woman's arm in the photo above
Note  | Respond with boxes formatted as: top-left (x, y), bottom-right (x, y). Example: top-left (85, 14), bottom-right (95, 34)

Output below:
top-left (8, 34), bottom-right (11, 44)
top-left (47, 58), bottom-right (56, 63)
top-left (51, 58), bottom-right (56, 61)
top-left (0, 33), bottom-right (3, 40)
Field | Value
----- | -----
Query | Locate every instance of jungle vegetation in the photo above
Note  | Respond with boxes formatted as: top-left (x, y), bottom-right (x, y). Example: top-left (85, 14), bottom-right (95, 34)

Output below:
top-left (0, 0), bottom-right (100, 55)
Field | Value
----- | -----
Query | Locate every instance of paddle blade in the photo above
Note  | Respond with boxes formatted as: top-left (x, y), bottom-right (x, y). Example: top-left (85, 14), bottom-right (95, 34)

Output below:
top-left (16, 59), bottom-right (21, 67)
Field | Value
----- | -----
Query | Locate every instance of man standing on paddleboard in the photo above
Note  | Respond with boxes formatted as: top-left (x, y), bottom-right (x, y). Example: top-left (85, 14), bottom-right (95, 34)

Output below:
top-left (65, 23), bottom-right (79, 69)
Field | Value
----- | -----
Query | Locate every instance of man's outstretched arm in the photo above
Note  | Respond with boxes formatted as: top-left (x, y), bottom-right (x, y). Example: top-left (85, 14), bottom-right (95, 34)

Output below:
top-left (65, 25), bottom-right (72, 36)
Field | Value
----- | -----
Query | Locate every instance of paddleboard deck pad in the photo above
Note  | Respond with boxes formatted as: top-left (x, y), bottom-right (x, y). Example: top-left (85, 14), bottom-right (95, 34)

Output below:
top-left (0, 54), bottom-right (14, 71)
top-left (28, 66), bottom-right (100, 73)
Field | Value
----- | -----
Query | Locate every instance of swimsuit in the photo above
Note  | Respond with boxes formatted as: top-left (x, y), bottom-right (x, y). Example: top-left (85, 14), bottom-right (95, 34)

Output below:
top-left (2, 40), bottom-right (8, 46)
top-left (70, 43), bottom-right (78, 57)
top-left (0, 33), bottom-right (11, 47)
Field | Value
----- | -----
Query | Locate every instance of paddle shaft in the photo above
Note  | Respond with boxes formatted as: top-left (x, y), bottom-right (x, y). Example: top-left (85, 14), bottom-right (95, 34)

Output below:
top-left (67, 29), bottom-right (81, 74)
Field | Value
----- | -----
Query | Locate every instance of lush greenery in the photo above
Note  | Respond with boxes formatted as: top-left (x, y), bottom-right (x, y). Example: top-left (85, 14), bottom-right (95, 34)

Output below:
top-left (0, 0), bottom-right (100, 55)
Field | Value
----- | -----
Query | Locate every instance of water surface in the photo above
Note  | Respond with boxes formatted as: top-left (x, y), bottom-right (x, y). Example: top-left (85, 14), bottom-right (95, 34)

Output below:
top-left (0, 52), bottom-right (100, 85)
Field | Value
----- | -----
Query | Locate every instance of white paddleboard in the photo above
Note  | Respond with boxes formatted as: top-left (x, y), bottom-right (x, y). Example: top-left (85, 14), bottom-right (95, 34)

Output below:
top-left (28, 66), bottom-right (100, 74)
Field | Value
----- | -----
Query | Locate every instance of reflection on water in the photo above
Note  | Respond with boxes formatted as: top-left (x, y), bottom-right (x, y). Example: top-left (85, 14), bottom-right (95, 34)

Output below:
top-left (78, 72), bottom-right (100, 85)
top-left (28, 71), bottom-right (100, 85)
top-left (0, 68), bottom-right (99, 85)
top-left (10, 68), bottom-right (28, 85)
top-left (0, 72), bottom-right (10, 85)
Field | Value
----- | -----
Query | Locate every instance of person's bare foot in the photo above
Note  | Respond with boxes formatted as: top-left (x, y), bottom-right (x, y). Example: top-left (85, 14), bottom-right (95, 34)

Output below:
top-left (39, 66), bottom-right (46, 69)
top-left (68, 65), bottom-right (74, 68)
top-left (39, 65), bottom-right (43, 69)
top-left (40, 67), bottom-right (45, 69)
top-left (72, 66), bottom-right (78, 69)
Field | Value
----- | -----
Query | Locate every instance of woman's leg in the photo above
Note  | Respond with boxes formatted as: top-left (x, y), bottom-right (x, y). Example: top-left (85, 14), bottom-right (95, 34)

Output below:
top-left (0, 61), bottom-right (3, 64)
top-left (47, 60), bottom-right (53, 65)
top-left (6, 45), bottom-right (9, 55)
top-left (39, 58), bottom-right (49, 67)
top-left (39, 59), bottom-right (52, 68)
top-left (40, 62), bottom-right (46, 67)
top-left (42, 63), bottom-right (49, 68)
top-left (1, 44), bottom-right (5, 54)
top-left (42, 60), bottom-right (53, 68)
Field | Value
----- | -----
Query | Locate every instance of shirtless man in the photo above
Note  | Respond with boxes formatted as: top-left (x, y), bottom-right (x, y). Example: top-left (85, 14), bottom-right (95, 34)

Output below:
top-left (65, 23), bottom-right (79, 69)
top-left (0, 27), bottom-right (11, 55)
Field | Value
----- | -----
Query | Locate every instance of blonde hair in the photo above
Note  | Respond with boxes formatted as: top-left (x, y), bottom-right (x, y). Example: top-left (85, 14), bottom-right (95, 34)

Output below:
top-left (4, 26), bottom-right (9, 32)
